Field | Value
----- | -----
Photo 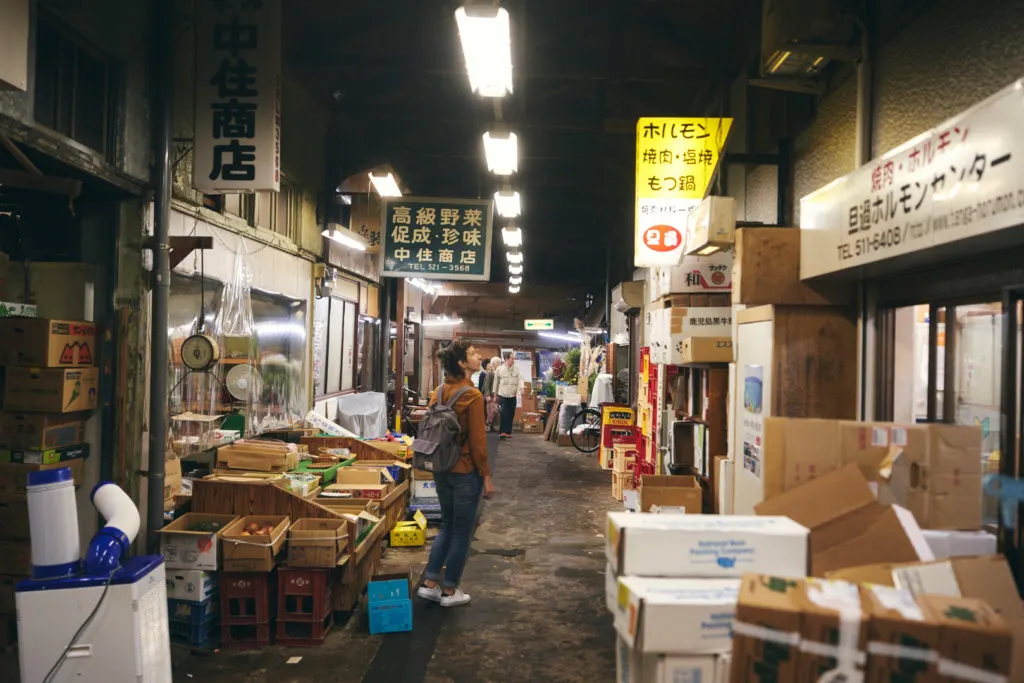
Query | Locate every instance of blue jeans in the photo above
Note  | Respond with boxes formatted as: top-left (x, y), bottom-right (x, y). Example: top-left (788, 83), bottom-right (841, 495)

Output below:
top-left (425, 471), bottom-right (482, 589)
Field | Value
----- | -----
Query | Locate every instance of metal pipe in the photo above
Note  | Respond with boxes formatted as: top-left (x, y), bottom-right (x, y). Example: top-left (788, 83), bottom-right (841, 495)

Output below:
top-left (146, 0), bottom-right (173, 549)
top-left (855, 16), bottom-right (873, 419)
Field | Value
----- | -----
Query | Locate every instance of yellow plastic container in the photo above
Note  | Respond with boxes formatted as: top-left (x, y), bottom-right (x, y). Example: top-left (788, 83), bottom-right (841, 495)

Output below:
top-left (389, 510), bottom-right (427, 547)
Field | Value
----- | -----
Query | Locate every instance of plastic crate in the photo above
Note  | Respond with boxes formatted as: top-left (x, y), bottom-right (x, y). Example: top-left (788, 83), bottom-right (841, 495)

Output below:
top-left (275, 613), bottom-right (333, 647)
top-left (167, 596), bottom-right (218, 625)
top-left (169, 615), bottom-right (219, 646)
top-left (277, 568), bottom-right (332, 623)
top-left (221, 571), bottom-right (276, 625)
top-left (220, 622), bottom-right (273, 650)
top-left (368, 599), bottom-right (412, 635)
top-left (367, 578), bottom-right (409, 604)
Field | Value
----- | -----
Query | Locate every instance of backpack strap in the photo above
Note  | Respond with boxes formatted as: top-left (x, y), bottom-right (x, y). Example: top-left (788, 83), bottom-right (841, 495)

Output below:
top-left (443, 384), bottom-right (473, 408)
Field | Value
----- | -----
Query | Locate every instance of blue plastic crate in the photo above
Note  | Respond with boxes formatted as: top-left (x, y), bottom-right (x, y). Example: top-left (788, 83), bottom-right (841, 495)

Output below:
top-left (169, 614), bottom-right (219, 646)
top-left (167, 596), bottom-right (218, 625)
top-left (367, 579), bottom-right (409, 604)
top-left (368, 599), bottom-right (412, 634)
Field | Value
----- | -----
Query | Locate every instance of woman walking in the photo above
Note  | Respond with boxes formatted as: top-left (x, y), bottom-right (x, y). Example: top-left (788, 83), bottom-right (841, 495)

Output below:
top-left (418, 340), bottom-right (495, 607)
top-left (483, 355), bottom-right (501, 432)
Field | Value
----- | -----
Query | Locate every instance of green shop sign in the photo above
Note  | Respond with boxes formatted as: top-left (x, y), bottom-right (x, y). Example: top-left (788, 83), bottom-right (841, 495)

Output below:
top-left (381, 197), bottom-right (494, 281)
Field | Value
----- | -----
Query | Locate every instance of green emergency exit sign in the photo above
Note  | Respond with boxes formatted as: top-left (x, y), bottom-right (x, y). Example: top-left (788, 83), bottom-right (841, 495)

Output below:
top-left (524, 319), bottom-right (554, 331)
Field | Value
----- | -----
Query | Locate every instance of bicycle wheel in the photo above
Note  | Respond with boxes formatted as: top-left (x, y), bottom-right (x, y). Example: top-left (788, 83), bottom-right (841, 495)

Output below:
top-left (570, 407), bottom-right (603, 454)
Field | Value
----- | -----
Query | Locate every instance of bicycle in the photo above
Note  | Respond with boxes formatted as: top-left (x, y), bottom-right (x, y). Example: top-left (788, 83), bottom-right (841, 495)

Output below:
top-left (569, 403), bottom-right (603, 454)
top-left (386, 381), bottom-right (420, 438)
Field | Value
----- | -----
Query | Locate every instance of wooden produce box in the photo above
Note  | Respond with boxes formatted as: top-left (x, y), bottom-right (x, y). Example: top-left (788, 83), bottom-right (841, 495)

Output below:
top-left (220, 515), bottom-right (290, 572)
top-left (216, 441), bottom-right (300, 473)
top-left (733, 227), bottom-right (854, 307)
top-left (287, 518), bottom-right (348, 568)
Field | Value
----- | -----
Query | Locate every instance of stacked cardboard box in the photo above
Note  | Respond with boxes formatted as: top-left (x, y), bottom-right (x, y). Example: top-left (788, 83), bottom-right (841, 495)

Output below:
top-left (605, 512), bottom-right (810, 682)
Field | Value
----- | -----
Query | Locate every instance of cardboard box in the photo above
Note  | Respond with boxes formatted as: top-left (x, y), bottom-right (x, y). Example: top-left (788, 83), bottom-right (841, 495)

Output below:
top-left (732, 227), bottom-right (854, 306)
top-left (0, 303), bottom-right (36, 318)
top-left (165, 569), bottom-right (218, 602)
top-left (0, 412), bottom-right (86, 450)
top-left (335, 467), bottom-right (394, 489)
top-left (919, 593), bottom-right (1013, 680)
top-left (351, 459), bottom-right (411, 484)
top-left (287, 518), bottom-right (348, 568)
top-left (658, 249), bottom-right (733, 297)
top-left (221, 515), bottom-right (289, 572)
top-left (612, 472), bottom-right (635, 502)
top-left (614, 576), bottom-right (740, 654)
top-left (0, 459), bottom-right (86, 496)
top-left (606, 512), bottom-right (809, 579)
top-left (862, 583), bottom-right (942, 681)
top-left (638, 475), bottom-right (703, 513)
top-left (164, 456), bottom-right (182, 500)
top-left (714, 455), bottom-right (733, 515)
top-left (390, 510), bottom-right (427, 547)
top-left (158, 513), bottom-right (238, 570)
top-left (922, 529), bottom-right (996, 560)
top-left (0, 498), bottom-right (29, 539)
top-left (0, 540), bottom-right (30, 575)
top-left (671, 337), bottom-right (733, 364)
top-left (326, 483), bottom-right (389, 500)
top-left (4, 367), bottom-right (99, 413)
top-left (0, 442), bottom-right (88, 465)
top-left (664, 306), bottom-right (733, 338)
top-left (0, 318), bottom-right (96, 367)
top-left (755, 464), bottom-right (933, 577)
top-left (215, 442), bottom-right (300, 473)
top-left (730, 574), bottom-right (804, 683)
top-left (797, 578), bottom-right (868, 681)
top-left (615, 635), bottom-right (722, 683)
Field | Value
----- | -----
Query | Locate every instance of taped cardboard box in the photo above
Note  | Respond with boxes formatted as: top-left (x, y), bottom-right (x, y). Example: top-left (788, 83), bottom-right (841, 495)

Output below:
top-left (0, 318), bottom-right (97, 367)
top-left (730, 574), bottom-right (804, 683)
top-left (638, 475), bottom-right (702, 513)
top-left (4, 367), bottom-right (99, 413)
top-left (797, 578), bottom-right (868, 681)
top-left (0, 458), bottom-right (86, 496)
top-left (615, 636), bottom-right (726, 683)
top-left (606, 512), bottom-right (809, 579)
top-left (0, 412), bottom-right (86, 450)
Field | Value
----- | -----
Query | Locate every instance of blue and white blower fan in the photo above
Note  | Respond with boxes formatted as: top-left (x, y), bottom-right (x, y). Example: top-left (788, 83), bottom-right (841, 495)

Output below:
top-left (15, 468), bottom-right (172, 683)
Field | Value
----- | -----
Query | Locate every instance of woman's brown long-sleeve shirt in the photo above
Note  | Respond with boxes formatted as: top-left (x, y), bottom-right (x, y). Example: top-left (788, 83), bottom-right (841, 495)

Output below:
top-left (430, 376), bottom-right (491, 477)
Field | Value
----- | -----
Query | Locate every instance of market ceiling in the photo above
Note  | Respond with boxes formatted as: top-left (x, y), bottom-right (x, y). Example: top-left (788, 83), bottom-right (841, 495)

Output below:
top-left (287, 0), bottom-right (761, 290)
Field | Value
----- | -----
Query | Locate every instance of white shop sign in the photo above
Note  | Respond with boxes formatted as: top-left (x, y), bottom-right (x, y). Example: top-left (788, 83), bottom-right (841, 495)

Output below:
top-left (194, 0), bottom-right (282, 193)
top-left (801, 77), bottom-right (1024, 279)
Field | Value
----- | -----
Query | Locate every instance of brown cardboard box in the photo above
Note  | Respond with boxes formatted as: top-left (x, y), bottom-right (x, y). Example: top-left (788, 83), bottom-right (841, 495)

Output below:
top-left (326, 483), bottom-right (388, 500)
top-left (920, 593), bottom-right (1013, 680)
top-left (0, 412), bottom-right (87, 450)
top-left (0, 318), bottom-right (97, 367)
top-left (221, 515), bottom-right (289, 572)
top-left (335, 467), bottom-right (394, 490)
top-left (675, 337), bottom-right (733, 364)
top-left (761, 418), bottom-right (842, 500)
top-left (3, 367), bottom-right (99, 413)
top-left (0, 540), bottom-right (29, 575)
top-left (755, 464), bottom-right (927, 576)
top-left (164, 456), bottom-right (182, 500)
top-left (797, 579), bottom-right (868, 681)
top-left (287, 518), bottom-right (348, 568)
top-left (0, 498), bottom-right (29, 539)
top-left (730, 574), bottom-right (804, 683)
top-left (732, 227), bottom-right (854, 306)
top-left (521, 394), bottom-right (538, 413)
top-left (862, 583), bottom-right (942, 681)
top-left (0, 459), bottom-right (86, 496)
top-left (638, 475), bottom-right (703, 513)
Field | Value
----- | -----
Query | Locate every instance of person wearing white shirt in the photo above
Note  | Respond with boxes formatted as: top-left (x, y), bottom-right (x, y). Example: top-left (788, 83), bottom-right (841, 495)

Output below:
top-left (493, 352), bottom-right (521, 439)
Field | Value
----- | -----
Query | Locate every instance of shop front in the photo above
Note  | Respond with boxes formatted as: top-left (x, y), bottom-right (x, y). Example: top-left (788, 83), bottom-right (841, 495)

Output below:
top-left (801, 77), bottom-right (1024, 584)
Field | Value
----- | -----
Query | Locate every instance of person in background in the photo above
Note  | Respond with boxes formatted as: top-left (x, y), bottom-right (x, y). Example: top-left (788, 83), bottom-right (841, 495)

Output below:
top-left (484, 356), bottom-right (502, 432)
top-left (418, 340), bottom-right (495, 608)
top-left (477, 358), bottom-right (490, 392)
top-left (493, 351), bottom-right (521, 440)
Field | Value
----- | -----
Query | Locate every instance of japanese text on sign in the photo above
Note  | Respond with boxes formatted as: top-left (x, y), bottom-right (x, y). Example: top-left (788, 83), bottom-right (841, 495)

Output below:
top-left (381, 197), bottom-right (493, 281)
top-left (801, 78), bottom-right (1024, 279)
top-left (194, 0), bottom-right (281, 192)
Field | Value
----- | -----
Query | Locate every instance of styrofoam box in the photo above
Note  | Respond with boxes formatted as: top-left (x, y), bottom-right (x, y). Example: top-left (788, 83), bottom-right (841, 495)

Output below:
top-left (606, 563), bottom-right (618, 614)
top-left (606, 512), bottom-right (809, 578)
top-left (614, 577), bottom-right (740, 654)
top-left (413, 479), bottom-right (438, 499)
top-left (165, 568), bottom-right (218, 602)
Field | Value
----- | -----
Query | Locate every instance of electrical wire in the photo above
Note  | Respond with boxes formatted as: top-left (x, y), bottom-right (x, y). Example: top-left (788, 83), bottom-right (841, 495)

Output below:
top-left (42, 566), bottom-right (123, 683)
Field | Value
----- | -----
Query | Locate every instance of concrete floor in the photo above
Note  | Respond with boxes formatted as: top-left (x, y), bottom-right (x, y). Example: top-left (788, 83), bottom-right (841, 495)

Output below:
top-left (1, 433), bottom-right (619, 683)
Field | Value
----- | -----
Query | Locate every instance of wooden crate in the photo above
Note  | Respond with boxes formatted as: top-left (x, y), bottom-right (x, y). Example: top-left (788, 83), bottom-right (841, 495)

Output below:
top-left (733, 227), bottom-right (854, 307)
top-left (192, 477), bottom-right (344, 521)
top-left (333, 519), bottom-right (387, 612)
top-left (300, 437), bottom-right (410, 462)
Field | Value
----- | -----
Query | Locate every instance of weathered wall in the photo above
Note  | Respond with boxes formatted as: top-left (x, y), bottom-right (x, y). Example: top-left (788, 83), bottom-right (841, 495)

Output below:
top-left (789, 0), bottom-right (1024, 222)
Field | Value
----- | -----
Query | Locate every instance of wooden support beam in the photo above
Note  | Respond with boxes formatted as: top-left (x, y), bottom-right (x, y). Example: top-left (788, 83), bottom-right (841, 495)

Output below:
top-left (167, 236), bottom-right (214, 270)
top-left (0, 132), bottom-right (41, 174)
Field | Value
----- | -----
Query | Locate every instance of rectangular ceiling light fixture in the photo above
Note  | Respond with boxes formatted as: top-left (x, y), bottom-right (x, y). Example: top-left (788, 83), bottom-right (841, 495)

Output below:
top-left (506, 250), bottom-right (523, 264)
top-left (508, 263), bottom-right (523, 275)
top-left (483, 131), bottom-right (518, 175)
top-left (455, 5), bottom-right (513, 98)
top-left (321, 227), bottom-right (368, 251)
top-left (501, 226), bottom-right (523, 247)
top-left (509, 276), bottom-right (523, 286)
top-left (494, 190), bottom-right (521, 218)
top-left (509, 285), bottom-right (521, 294)
top-left (368, 172), bottom-right (402, 197)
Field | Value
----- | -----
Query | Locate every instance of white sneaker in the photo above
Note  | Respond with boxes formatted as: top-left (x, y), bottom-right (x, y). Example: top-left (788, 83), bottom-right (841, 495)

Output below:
top-left (440, 588), bottom-right (471, 608)
top-left (417, 584), bottom-right (442, 603)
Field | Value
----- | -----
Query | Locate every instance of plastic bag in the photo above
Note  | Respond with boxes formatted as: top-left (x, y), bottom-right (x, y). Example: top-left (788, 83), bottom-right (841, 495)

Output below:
top-left (335, 392), bottom-right (388, 439)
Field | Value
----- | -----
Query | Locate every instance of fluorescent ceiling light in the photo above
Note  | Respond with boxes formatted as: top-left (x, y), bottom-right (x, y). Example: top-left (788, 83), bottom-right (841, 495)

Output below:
top-left (454, 6), bottom-right (513, 98)
top-left (483, 131), bottom-right (518, 175)
top-left (506, 251), bottom-right (523, 264)
top-left (508, 264), bottom-right (523, 275)
top-left (494, 190), bottom-right (521, 218)
top-left (509, 276), bottom-right (523, 286)
top-left (583, 327), bottom-right (607, 335)
top-left (509, 285), bottom-right (520, 294)
top-left (408, 278), bottom-right (438, 295)
top-left (501, 226), bottom-right (523, 247)
top-left (423, 316), bottom-right (464, 327)
top-left (368, 172), bottom-right (402, 197)
top-left (321, 228), bottom-right (367, 252)
top-left (538, 331), bottom-right (582, 343)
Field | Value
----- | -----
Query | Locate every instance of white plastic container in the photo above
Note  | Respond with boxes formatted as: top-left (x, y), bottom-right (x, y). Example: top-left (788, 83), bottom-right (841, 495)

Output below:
top-left (26, 466), bottom-right (82, 579)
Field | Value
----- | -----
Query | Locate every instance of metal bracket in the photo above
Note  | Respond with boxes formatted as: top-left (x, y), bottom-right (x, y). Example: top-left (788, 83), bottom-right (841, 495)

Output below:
top-left (143, 235), bottom-right (214, 270)
top-left (750, 77), bottom-right (826, 95)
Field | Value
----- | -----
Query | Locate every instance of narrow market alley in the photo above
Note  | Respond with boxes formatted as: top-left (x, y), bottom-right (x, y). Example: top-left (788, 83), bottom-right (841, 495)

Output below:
top-left (165, 435), bottom-right (618, 683)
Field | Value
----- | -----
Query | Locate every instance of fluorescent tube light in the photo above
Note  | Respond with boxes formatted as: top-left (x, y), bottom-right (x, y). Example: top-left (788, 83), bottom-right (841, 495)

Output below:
top-left (538, 331), bottom-right (582, 343)
top-left (502, 226), bottom-right (523, 247)
top-left (494, 190), bottom-right (521, 218)
top-left (321, 228), bottom-right (368, 252)
top-left (509, 285), bottom-right (520, 294)
top-left (508, 264), bottom-right (523, 275)
top-left (506, 251), bottom-right (523, 264)
top-left (368, 172), bottom-right (402, 197)
top-left (509, 276), bottom-right (522, 286)
top-left (423, 316), bottom-right (464, 327)
top-left (408, 278), bottom-right (438, 295)
top-left (483, 131), bottom-right (518, 175)
top-left (455, 6), bottom-right (513, 98)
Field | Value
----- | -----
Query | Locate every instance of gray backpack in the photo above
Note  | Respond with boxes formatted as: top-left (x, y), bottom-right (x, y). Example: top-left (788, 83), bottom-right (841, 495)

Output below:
top-left (412, 384), bottom-right (472, 473)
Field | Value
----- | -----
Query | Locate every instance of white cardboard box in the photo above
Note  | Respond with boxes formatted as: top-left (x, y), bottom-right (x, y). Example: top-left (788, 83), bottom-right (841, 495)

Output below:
top-left (666, 307), bottom-right (733, 338)
top-left (606, 512), bottom-right (809, 578)
top-left (614, 577), bottom-right (740, 654)
top-left (413, 479), bottom-right (438, 499)
top-left (165, 568), bottom-right (218, 602)
top-left (922, 529), bottom-right (997, 560)
top-left (660, 655), bottom-right (719, 683)
top-left (616, 637), bottom-right (725, 683)
top-left (658, 249), bottom-right (734, 295)
top-left (606, 563), bottom-right (618, 613)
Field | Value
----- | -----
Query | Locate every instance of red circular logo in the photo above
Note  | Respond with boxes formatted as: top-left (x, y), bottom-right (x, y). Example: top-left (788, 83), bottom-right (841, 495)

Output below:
top-left (711, 271), bottom-right (726, 285)
top-left (643, 225), bottom-right (682, 253)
